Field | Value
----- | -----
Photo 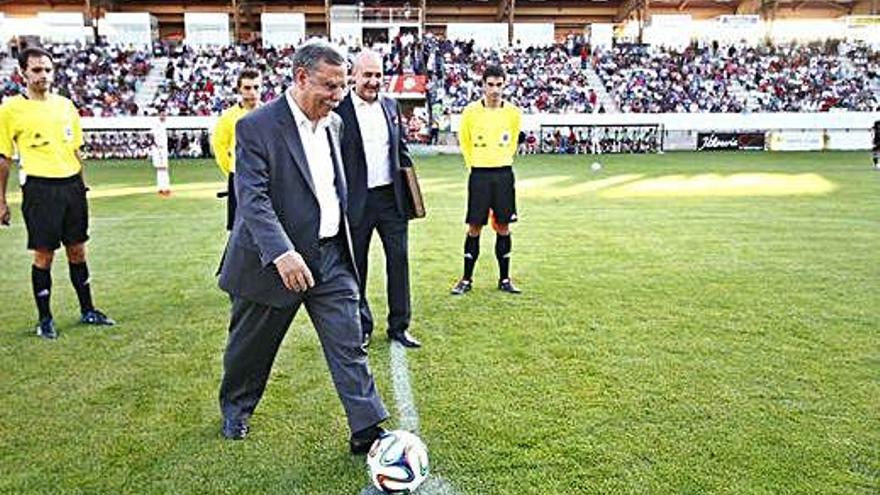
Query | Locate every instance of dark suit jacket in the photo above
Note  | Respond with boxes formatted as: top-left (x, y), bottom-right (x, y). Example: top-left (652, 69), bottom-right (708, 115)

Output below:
top-left (333, 93), bottom-right (413, 227)
top-left (218, 96), bottom-right (356, 308)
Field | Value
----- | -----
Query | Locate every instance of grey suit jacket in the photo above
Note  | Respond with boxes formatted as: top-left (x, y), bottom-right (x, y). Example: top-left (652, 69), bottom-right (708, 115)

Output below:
top-left (218, 96), bottom-right (357, 308)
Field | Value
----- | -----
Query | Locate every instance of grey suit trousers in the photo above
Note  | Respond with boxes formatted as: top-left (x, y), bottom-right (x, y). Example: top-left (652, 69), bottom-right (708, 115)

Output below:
top-left (219, 237), bottom-right (389, 433)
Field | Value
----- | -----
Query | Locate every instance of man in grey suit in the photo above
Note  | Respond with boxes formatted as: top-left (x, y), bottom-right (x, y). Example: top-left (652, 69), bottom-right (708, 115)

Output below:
top-left (334, 49), bottom-right (421, 349)
top-left (217, 40), bottom-right (388, 454)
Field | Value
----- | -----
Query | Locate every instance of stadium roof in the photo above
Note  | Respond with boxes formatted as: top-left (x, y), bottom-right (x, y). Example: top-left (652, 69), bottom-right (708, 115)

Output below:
top-left (1, 0), bottom-right (875, 37)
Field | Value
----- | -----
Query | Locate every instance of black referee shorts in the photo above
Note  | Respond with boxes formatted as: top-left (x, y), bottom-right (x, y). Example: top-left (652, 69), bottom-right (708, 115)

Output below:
top-left (21, 175), bottom-right (89, 251)
top-left (466, 166), bottom-right (517, 225)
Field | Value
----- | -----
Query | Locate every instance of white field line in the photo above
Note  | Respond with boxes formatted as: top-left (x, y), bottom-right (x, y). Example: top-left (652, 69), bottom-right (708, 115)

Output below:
top-left (358, 342), bottom-right (459, 494)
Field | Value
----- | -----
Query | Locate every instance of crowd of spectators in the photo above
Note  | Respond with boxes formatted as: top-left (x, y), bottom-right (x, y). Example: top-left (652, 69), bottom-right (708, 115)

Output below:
top-left (5, 37), bottom-right (877, 118)
top-left (82, 131), bottom-right (153, 160)
top-left (2, 43), bottom-right (150, 116)
top-left (1, 71), bottom-right (24, 102)
top-left (147, 43), bottom-right (291, 116)
top-left (80, 129), bottom-right (212, 160)
top-left (424, 34), bottom-right (597, 115)
top-left (167, 129), bottom-right (212, 158)
top-left (596, 40), bottom-right (880, 113)
top-left (145, 36), bottom-right (880, 116)
top-left (373, 29), bottom-right (427, 75)
top-left (145, 39), bottom-right (427, 116)
top-left (525, 126), bottom-right (661, 154)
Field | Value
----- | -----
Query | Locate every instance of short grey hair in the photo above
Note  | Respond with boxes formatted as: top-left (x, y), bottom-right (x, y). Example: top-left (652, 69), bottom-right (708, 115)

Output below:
top-left (292, 39), bottom-right (346, 74)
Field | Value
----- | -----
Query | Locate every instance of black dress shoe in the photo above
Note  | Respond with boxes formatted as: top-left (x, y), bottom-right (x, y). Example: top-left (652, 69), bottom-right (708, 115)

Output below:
top-left (350, 425), bottom-right (386, 454)
top-left (388, 330), bottom-right (421, 348)
top-left (362, 332), bottom-right (372, 348)
top-left (222, 418), bottom-right (249, 440)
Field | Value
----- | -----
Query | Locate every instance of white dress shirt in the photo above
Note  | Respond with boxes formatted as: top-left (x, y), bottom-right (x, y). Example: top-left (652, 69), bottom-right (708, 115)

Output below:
top-left (285, 90), bottom-right (340, 240)
top-left (351, 91), bottom-right (393, 189)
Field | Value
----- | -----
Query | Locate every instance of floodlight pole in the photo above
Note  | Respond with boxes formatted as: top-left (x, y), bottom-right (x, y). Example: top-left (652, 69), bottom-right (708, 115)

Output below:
top-left (83, 0), bottom-right (96, 41)
top-left (326, 0), bottom-right (332, 38)
top-left (760, 0), bottom-right (778, 22)
top-left (507, 0), bottom-right (516, 46)
top-left (637, 0), bottom-right (650, 44)
top-left (231, 0), bottom-right (241, 42)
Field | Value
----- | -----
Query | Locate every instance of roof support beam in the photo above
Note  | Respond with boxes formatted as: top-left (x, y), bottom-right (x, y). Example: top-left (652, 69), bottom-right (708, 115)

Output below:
top-left (851, 0), bottom-right (878, 13)
top-left (325, 0), bottom-right (330, 37)
top-left (496, 0), bottom-right (508, 21)
top-left (616, 0), bottom-right (641, 22)
top-left (813, 0), bottom-right (852, 11)
top-left (736, 0), bottom-right (761, 15)
top-left (508, 0), bottom-right (516, 45)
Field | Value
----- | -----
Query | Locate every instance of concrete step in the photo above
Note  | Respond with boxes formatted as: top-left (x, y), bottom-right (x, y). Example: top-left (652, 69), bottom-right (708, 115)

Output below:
top-left (579, 58), bottom-right (619, 113)
top-left (134, 56), bottom-right (168, 115)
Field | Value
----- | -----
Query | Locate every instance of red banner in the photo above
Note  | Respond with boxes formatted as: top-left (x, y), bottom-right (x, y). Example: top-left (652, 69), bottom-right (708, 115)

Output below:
top-left (386, 75), bottom-right (426, 95)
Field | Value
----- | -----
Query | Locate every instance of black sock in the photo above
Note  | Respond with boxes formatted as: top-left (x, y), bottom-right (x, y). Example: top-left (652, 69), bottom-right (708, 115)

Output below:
top-left (496, 234), bottom-right (511, 281)
top-left (69, 262), bottom-right (94, 313)
top-left (31, 265), bottom-right (52, 321)
top-left (463, 234), bottom-right (480, 281)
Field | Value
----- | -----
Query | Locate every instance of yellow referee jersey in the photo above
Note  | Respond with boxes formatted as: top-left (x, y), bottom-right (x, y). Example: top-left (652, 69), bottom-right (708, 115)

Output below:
top-left (458, 99), bottom-right (522, 168)
top-left (211, 103), bottom-right (251, 176)
top-left (0, 94), bottom-right (83, 178)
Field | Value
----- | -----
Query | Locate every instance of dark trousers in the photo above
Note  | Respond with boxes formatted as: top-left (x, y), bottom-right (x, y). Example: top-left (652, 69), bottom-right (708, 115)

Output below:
top-left (225, 173), bottom-right (237, 231)
top-left (218, 239), bottom-right (388, 433)
top-left (351, 186), bottom-right (410, 336)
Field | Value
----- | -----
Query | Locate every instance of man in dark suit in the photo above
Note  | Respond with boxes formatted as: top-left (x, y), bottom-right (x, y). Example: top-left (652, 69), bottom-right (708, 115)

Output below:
top-left (217, 40), bottom-right (388, 454)
top-left (334, 49), bottom-right (421, 349)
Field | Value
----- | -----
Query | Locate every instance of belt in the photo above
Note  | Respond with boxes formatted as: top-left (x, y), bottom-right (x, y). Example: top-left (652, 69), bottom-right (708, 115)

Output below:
top-left (368, 183), bottom-right (394, 192)
top-left (318, 234), bottom-right (341, 247)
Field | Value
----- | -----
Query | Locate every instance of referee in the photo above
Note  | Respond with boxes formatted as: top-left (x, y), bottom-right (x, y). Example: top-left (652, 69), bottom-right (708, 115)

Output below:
top-left (211, 68), bottom-right (262, 230)
top-left (0, 47), bottom-right (115, 339)
top-left (450, 65), bottom-right (523, 295)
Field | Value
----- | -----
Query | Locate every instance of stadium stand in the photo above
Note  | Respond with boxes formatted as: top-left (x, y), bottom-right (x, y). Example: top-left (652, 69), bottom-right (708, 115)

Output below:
top-left (2, 6), bottom-right (877, 158)
top-left (146, 44), bottom-right (288, 117)
top-left (52, 44), bottom-right (150, 117)
top-left (425, 35), bottom-right (598, 115)
top-left (3, 37), bottom-right (877, 118)
top-left (0, 43), bottom-right (151, 116)
top-left (596, 40), bottom-right (880, 113)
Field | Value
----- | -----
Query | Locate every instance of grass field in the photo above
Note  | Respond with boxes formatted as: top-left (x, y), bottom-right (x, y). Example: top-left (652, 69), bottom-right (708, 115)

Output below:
top-left (0, 151), bottom-right (878, 494)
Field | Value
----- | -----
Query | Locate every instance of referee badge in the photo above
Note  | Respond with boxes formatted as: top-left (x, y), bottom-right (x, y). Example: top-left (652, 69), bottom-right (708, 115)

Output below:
top-left (501, 132), bottom-right (510, 144)
top-left (64, 126), bottom-right (74, 142)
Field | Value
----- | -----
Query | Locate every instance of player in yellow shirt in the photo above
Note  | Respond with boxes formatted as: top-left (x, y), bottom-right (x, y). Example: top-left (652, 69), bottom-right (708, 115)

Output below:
top-left (0, 47), bottom-right (114, 339)
top-left (211, 68), bottom-right (262, 230)
top-left (451, 65), bottom-right (523, 295)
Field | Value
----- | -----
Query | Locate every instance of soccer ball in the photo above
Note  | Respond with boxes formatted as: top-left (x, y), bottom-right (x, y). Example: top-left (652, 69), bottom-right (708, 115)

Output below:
top-left (367, 430), bottom-right (429, 494)
top-left (590, 161), bottom-right (602, 172)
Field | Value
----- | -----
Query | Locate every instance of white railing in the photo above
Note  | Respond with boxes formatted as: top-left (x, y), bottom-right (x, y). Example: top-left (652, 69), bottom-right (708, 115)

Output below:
top-left (81, 111), bottom-right (880, 152)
